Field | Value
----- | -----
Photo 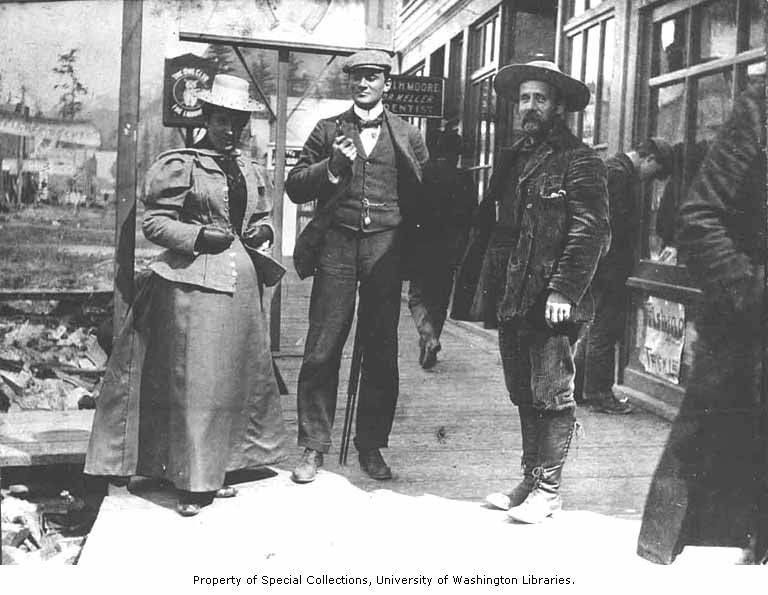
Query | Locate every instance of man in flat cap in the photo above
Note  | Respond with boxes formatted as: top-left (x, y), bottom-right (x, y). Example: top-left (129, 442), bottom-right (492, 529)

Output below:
top-left (472, 61), bottom-right (610, 522)
top-left (286, 49), bottom-right (428, 482)
top-left (574, 137), bottom-right (673, 414)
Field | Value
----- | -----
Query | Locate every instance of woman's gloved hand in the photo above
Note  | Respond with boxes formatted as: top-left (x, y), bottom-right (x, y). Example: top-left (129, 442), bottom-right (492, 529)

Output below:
top-left (194, 226), bottom-right (235, 254)
top-left (242, 224), bottom-right (274, 251)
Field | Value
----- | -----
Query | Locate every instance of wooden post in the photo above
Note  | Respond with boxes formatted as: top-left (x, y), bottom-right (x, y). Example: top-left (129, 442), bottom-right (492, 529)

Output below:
top-left (759, 35), bottom-right (768, 564)
top-left (270, 48), bottom-right (289, 351)
top-left (113, 0), bottom-right (142, 337)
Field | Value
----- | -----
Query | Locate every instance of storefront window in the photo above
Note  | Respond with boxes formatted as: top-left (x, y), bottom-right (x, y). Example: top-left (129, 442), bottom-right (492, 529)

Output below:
top-left (598, 18), bottom-right (614, 145)
top-left (571, 0), bottom-right (603, 19)
top-left (565, 14), bottom-right (614, 147)
top-left (695, 0), bottom-right (737, 64)
top-left (581, 24), bottom-right (601, 144)
top-left (466, 8), bottom-right (500, 202)
top-left (642, 0), bottom-right (764, 265)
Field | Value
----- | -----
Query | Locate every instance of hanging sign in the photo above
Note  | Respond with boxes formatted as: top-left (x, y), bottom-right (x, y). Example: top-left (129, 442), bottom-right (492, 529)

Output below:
top-left (383, 76), bottom-right (445, 119)
top-left (163, 54), bottom-right (217, 128)
top-left (638, 296), bottom-right (686, 384)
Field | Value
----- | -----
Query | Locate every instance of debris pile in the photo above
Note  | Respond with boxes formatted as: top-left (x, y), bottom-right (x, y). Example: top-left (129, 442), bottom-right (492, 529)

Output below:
top-left (1, 483), bottom-right (94, 565)
top-left (0, 320), bottom-right (108, 412)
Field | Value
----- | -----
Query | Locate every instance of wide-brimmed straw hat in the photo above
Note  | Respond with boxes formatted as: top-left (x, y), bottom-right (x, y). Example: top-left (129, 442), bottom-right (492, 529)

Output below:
top-left (494, 60), bottom-right (590, 112)
top-left (196, 74), bottom-right (262, 112)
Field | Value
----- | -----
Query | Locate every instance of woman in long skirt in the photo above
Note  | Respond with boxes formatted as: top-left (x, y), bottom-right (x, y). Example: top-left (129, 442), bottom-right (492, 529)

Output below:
top-left (85, 74), bottom-right (287, 516)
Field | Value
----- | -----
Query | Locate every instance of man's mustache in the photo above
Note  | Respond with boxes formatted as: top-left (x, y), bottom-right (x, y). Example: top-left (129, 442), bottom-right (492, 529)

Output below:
top-left (521, 111), bottom-right (542, 126)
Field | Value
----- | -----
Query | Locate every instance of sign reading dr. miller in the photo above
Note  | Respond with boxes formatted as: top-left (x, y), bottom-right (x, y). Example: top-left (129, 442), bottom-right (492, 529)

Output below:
top-left (384, 76), bottom-right (445, 119)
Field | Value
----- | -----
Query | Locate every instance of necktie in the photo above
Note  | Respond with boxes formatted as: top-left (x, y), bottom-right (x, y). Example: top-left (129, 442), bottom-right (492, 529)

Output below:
top-left (358, 115), bottom-right (383, 130)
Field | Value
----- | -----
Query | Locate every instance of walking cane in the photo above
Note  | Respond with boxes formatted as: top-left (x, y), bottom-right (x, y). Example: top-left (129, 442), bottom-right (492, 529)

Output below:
top-left (339, 318), bottom-right (364, 466)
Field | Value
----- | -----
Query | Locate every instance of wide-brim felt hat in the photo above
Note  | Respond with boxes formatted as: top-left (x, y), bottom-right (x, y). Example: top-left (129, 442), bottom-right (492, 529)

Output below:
top-left (494, 60), bottom-right (590, 112)
top-left (343, 49), bottom-right (393, 73)
top-left (196, 74), bottom-right (263, 112)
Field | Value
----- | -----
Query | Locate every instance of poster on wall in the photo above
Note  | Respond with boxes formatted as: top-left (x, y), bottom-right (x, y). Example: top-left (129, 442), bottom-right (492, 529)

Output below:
top-left (178, 0), bottom-right (395, 52)
top-left (638, 296), bottom-right (686, 384)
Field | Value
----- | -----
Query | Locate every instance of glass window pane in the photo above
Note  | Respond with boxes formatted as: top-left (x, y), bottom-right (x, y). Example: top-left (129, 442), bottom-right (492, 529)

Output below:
top-left (568, 34), bottom-right (583, 81)
top-left (653, 14), bottom-right (687, 76)
top-left (597, 18), bottom-right (614, 144)
top-left (695, 0), bottom-right (737, 65)
top-left (572, 0), bottom-right (587, 18)
top-left (749, 0), bottom-right (766, 49)
top-left (567, 34), bottom-right (583, 134)
top-left (582, 24), bottom-right (601, 144)
top-left (746, 61), bottom-right (766, 86)
top-left (652, 83), bottom-right (686, 143)
top-left (694, 71), bottom-right (733, 143)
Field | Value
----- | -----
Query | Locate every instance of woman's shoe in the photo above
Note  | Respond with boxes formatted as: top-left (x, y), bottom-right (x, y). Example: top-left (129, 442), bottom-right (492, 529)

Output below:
top-left (214, 486), bottom-right (238, 498)
top-left (177, 501), bottom-right (202, 517)
top-left (176, 491), bottom-right (213, 516)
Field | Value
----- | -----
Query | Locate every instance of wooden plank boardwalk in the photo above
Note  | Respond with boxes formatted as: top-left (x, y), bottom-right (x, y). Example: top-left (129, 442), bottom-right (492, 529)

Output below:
top-left (0, 272), bottom-right (670, 521)
top-left (273, 273), bottom-right (670, 520)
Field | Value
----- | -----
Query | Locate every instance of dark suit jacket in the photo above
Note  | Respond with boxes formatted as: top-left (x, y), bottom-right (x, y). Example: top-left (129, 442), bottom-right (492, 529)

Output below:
top-left (285, 107), bottom-right (429, 277)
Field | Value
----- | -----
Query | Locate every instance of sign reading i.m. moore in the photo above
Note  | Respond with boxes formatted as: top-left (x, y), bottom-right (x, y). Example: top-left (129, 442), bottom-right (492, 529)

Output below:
top-left (383, 76), bottom-right (445, 119)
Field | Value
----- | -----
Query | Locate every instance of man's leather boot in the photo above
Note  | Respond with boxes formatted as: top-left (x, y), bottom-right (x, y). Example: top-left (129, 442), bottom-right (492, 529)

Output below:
top-left (291, 448), bottom-right (323, 483)
top-left (507, 408), bottom-right (575, 524)
top-left (358, 448), bottom-right (393, 480)
top-left (486, 406), bottom-right (539, 510)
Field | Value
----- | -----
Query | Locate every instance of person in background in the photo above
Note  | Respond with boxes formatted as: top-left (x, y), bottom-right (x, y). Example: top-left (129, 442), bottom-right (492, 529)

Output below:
top-left (85, 74), bottom-right (287, 517)
top-left (285, 50), bottom-right (428, 483)
top-left (573, 138), bottom-right (673, 414)
top-left (638, 81), bottom-right (767, 565)
top-left (471, 60), bottom-right (610, 523)
top-left (408, 129), bottom-right (476, 369)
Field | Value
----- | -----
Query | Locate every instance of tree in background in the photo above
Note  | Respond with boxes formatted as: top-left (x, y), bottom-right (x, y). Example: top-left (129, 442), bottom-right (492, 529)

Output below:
top-left (249, 52), bottom-right (277, 96)
top-left (53, 49), bottom-right (88, 120)
top-left (205, 44), bottom-right (235, 74)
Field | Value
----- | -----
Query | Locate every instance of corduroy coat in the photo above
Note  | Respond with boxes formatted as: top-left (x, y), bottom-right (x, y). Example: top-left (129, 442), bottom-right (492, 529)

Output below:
top-left (453, 123), bottom-right (610, 328)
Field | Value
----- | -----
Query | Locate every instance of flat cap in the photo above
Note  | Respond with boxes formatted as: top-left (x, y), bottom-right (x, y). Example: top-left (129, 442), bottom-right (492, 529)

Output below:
top-left (343, 49), bottom-right (393, 74)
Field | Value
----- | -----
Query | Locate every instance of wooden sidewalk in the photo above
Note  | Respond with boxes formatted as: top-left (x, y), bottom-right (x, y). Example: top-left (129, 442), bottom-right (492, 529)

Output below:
top-left (273, 273), bottom-right (670, 519)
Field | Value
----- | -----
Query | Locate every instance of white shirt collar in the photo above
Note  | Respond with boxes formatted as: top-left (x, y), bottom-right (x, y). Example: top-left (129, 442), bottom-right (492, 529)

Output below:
top-left (353, 102), bottom-right (384, 122)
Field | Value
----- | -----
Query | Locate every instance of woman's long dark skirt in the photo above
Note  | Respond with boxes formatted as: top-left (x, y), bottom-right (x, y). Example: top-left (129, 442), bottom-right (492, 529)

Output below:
top-left (85, 242), bottom-right (287, 492)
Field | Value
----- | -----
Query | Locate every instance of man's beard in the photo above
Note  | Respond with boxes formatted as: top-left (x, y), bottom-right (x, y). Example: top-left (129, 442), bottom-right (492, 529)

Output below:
top-left (521, 111), bottom-right (555, 139)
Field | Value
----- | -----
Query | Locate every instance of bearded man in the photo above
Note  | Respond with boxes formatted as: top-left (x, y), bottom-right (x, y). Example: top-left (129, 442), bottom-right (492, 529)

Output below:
top-left (472, 61), bottom-right (610, 523)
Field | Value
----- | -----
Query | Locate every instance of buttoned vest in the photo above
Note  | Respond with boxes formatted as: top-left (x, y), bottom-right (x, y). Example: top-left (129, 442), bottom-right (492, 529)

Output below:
top-left (334, 120), bottom-right (400, 232)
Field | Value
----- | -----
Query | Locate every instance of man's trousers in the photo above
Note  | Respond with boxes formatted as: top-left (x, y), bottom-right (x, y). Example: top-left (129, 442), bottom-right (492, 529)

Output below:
top-left (296, 226), bottom-right (402, 453)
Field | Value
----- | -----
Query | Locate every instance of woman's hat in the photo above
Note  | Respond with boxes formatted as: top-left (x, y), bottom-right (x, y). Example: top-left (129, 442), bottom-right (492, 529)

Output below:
top-left (196, 74), bottom-right (263, 112)
top-left (493, 60), bottom-right (590, 112)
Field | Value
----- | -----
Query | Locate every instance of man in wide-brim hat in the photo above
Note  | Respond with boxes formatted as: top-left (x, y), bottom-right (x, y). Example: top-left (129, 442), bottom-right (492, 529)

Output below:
top-left (463, 59), bottom-right (610, 523)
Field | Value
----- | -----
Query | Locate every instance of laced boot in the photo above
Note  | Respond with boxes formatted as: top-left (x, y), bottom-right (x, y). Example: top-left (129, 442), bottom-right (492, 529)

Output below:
top-left (507, 408), bottom-right (576, 524)
top-left (486, 406), bottom-right (539, 510)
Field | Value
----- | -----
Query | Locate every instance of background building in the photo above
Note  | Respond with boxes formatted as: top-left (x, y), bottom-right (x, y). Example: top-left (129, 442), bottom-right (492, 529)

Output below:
top-left (396, 0), bottom-right (766, 415)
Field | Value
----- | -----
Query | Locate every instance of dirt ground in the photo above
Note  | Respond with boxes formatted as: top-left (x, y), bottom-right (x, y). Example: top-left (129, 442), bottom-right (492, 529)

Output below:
top-left (0, 203), bottom-right (156, 290)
